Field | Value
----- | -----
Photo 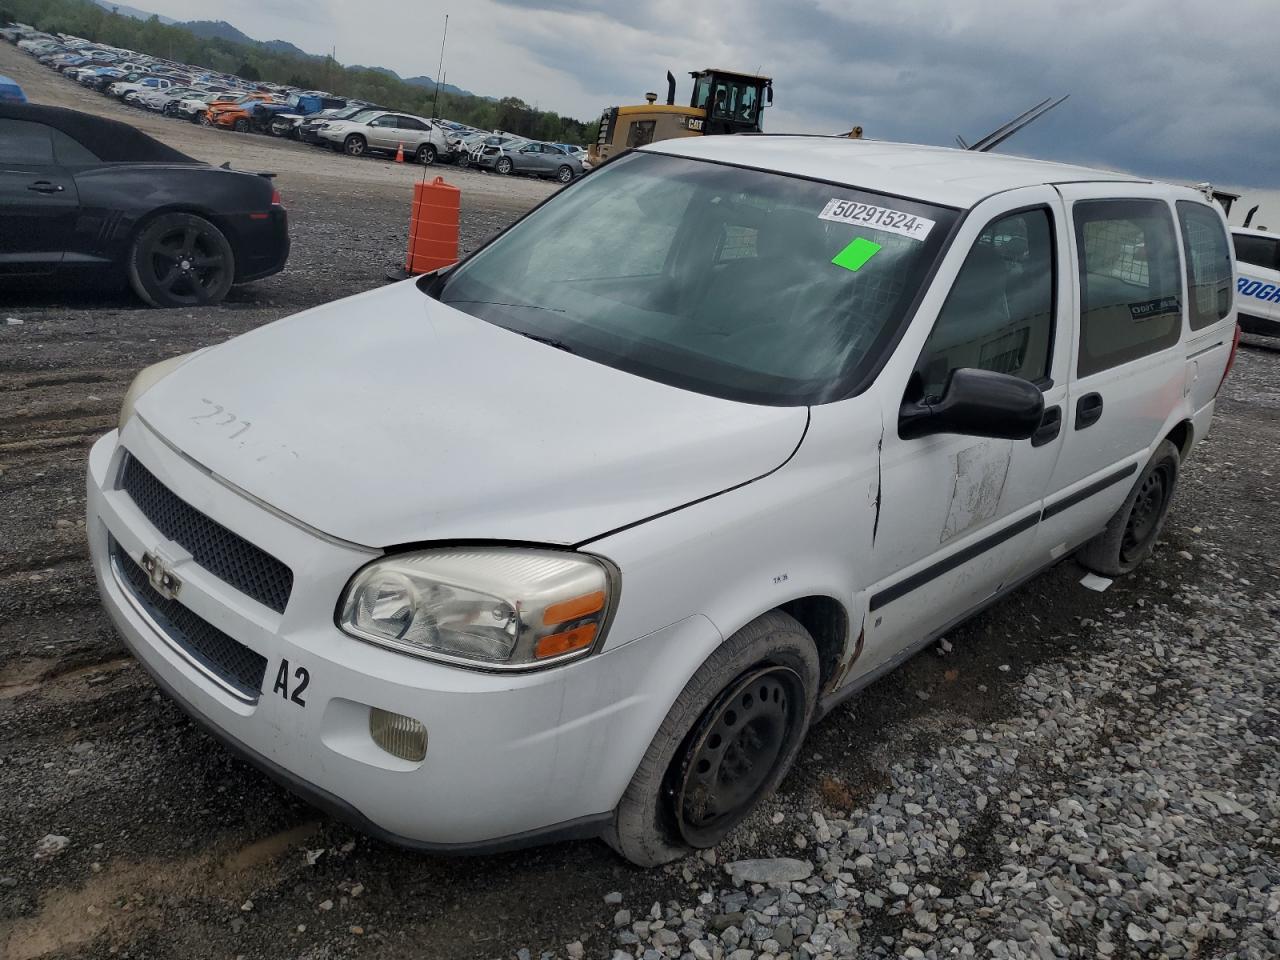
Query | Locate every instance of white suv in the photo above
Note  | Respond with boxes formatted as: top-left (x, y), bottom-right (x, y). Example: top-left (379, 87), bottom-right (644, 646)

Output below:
top-left (317, 110), bottom-right (450, 164)
top-left (1232, 227), bottom-right (1280, 337)
top-left (88, 137), bottom-right (1239, 865)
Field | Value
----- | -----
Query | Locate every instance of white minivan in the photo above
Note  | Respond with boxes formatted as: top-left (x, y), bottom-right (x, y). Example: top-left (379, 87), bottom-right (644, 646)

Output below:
top-left (87, 137), bottom-right (1239, 865)
top-left (1232, 227), bottom-right (1280, 338)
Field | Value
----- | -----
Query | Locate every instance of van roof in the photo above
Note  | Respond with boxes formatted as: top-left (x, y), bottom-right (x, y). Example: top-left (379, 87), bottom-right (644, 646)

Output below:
top-left (644, 135), bottom-right (1154, 209)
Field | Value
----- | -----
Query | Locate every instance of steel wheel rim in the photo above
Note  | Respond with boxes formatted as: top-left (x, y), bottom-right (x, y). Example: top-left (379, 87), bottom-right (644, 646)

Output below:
top-left (673, 665), bottom-right (804, 847)
top-left (143, 225), bottom-right (227, 305)
top-left (1121, 465), bottom-right (1170, 561)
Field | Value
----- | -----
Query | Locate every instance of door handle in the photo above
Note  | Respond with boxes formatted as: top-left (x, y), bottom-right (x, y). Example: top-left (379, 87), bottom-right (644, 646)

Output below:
top-left (1031, 405), bottom-right (1062, 447)
top-left (1075, 392), bottom-right (1104, 430)
top-left (27, 181), bottom-right (65, 194)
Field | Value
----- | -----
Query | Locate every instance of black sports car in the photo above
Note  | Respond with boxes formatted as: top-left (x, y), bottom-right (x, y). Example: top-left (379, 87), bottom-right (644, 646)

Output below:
top-left (0, 103), bottom-right (289, 307)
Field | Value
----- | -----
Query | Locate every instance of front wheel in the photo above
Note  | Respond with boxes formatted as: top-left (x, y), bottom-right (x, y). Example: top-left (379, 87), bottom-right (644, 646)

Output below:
top-left (606, 611), bottom-right (819, 866)
top-left (1077, 439), bottom-right (1180, 576)
top-left (495, 156), bottom-right (513, 175)
top-left (233, 118), bottom-right (250, 133)
top-left (344, 134), bottom-right (366, 157)
top-left (126, 213), bottom-right (236, 309)
top-left (198, 111), bottom-right (212, 127)
top-left (556, 164), bottom-right (574, 184)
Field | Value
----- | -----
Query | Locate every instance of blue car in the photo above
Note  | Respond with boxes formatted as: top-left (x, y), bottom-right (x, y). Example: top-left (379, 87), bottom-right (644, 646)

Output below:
top-left (0, 75), bottom-right (26, 103)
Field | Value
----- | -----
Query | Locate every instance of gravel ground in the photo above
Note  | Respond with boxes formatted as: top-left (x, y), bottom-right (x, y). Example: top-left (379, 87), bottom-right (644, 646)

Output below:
top-left (2, 42), bottom-right (1278, 960)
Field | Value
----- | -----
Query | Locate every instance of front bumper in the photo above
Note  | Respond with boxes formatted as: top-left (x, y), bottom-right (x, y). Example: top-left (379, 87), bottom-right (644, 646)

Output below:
top-left (87, 423), bottom-right (721, 849)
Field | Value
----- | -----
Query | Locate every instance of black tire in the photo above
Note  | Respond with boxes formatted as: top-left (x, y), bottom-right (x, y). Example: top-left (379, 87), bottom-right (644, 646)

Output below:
top-left (162, 103), bottom-right (176, 117)
top-left (495, 156), bottom-right (513, 175)
top-left (606, 611), bottom-right (819, 866)
top-left (197, 111), bottom-right (212, 127)
top-left (556, 164), bottom-right (574, 184)
top-left (233, 118), bottom-right (250, 133)
top-left (416, 143), bottom-right (437, 165)
top-left (344, 134), bottom-right (366, 157)
top-left (126, 213), bottom-right (236, 309)
top-left (1077, 440), bottom-right (1180, 576)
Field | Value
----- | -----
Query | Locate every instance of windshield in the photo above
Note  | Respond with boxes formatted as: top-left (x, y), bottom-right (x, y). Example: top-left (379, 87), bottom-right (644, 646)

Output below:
top-left (437, 151), bottom-right (958, 405)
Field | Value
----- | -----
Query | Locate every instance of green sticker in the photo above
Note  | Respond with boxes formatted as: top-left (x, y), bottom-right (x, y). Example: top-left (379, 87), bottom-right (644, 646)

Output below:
top-left (831, 236), bottom-right (881, 272)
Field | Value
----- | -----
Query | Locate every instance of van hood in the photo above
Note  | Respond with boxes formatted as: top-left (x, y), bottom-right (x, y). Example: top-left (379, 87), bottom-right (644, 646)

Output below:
top-left (135, 280), bottom-right (808, 548)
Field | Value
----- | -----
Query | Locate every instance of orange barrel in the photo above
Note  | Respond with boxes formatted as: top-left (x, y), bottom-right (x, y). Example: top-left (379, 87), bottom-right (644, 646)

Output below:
top-left (405, 176), bottom-right (461, 275)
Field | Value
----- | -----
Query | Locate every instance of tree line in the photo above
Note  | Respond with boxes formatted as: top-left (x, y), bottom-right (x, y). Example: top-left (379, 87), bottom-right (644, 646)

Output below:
top-left (4, 0), bottom-right (601, 144)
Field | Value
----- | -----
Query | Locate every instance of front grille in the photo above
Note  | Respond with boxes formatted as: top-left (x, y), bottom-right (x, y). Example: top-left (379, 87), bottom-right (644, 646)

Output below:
top-left (111, 537), bottom-right (268, 700)
top-left (118, 454), bottom-right (293, 614)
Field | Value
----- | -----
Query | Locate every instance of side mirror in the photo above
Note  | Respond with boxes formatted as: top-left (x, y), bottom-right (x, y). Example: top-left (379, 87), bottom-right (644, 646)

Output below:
top-left (899, 368), bottom-right (1044, 441)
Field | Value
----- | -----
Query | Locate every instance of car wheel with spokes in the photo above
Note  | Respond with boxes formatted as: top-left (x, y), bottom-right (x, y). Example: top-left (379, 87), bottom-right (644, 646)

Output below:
top-left (233, 118), bottom-right (250, 133)
top-left (495, 156), bottom-right (513, 175)
top-left (1078, 439), bottom-right (1180, 576)
top-left (606, 610), bottom-right (819, 866)
top-left (556, 164), bottom-right (574, 184)
top-left (126, 213), bottom-right (236, 309)
top-left (416, 144), bottom-right (437, 165)
top-left (344, 134), bottom-right (367, 157)
top-left (198, 111), bottom-right (213, 127)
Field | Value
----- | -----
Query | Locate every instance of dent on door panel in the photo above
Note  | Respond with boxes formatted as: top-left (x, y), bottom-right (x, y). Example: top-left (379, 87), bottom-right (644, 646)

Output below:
top-left (940, 441), bottom-right (1012, 543)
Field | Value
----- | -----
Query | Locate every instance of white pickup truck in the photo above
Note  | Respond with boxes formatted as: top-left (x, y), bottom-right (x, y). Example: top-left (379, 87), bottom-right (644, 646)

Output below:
top-left (1232, 227), bottom-right (1280, 337)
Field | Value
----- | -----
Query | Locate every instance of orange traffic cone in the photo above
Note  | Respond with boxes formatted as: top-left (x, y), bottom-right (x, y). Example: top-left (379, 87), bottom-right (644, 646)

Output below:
top-left (395, 142), bottom-right (405, 163)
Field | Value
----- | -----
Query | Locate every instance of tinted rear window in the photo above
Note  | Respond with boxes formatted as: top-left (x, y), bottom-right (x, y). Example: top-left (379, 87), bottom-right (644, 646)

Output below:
top-left (1234, 233), bottom-right (1279, 271)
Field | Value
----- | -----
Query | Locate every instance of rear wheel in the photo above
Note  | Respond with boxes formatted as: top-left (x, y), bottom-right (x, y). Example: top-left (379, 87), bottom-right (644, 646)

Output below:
top-left (556, 164), bottom-right (574, 184)
top-left (1077, 440), bottom-right (1180, 576)
top-left (344, 134), bottom-right (366, 157)
top-left (606, 611), bottom-right (819, 866)
top-left (126, 213), bottom-right (236, 309)
top-left (495, 156), bottom-right (513, 175)
top-left (416, 143), bottom-right (437, 165)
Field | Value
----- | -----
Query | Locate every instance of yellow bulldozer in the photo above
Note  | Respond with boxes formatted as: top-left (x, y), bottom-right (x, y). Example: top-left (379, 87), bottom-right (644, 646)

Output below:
top-left (588, 68), bottom-right (774, 166)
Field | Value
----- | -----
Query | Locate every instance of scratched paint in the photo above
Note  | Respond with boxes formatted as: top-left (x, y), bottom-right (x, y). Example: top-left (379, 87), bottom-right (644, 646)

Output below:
top-left (940, 441), bottom-right (1012, 543)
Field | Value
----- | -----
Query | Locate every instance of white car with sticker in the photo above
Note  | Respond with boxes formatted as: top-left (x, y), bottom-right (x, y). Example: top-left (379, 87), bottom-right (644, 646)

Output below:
top-left (87, 137), bottom-right (1240, 864)
top-left (1232, 227), bottom-right (1280, 337)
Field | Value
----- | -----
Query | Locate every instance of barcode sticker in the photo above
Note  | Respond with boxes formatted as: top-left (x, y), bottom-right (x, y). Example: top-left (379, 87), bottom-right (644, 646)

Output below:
top-left (819, 199), bottom-right (936, 242)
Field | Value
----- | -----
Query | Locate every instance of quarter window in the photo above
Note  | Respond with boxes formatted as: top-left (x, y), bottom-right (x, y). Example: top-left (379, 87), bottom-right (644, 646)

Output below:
top-left (916, 208), bottom-right (1056, 400)
top-left (1074, 199), bottom-right (1182, 377)
top-left (1176, 201), bottom-right (1232, 329)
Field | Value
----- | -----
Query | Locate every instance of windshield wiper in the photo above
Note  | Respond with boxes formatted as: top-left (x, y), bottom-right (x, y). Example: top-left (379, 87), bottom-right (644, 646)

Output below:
top-left (514, 331), bottom-right (577, 354)
top-left (443, 299), bottom-right (565, 314)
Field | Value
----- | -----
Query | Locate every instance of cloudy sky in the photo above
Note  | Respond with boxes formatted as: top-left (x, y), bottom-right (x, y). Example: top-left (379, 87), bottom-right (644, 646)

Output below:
top-left (138, 0), bottom-right (1279, 217)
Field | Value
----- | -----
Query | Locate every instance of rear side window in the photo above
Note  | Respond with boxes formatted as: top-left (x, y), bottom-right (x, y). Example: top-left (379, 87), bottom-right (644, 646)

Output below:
top-left (917, 207), bottom-right (1056, 399)
top-left (1234, 233), bottom-right (1280, 271)
top-left (0, 119), bottom-right (54, 164)
top-left (51, 127), bottom-right (99, 164)
top-left (1176, 201), bottom-right (1233, 329)
top-left (1074, 199), bottom-right (1182, 377)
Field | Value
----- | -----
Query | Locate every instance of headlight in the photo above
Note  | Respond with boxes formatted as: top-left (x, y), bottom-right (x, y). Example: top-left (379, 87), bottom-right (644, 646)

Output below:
top-left (117, 352), bottom-right (196, 432)
top-left (338, 548), bottom-right (617, 670)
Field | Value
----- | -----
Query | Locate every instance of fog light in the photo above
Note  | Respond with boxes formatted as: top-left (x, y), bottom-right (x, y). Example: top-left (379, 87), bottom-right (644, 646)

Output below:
top-left (369, 708), bottom-right (428, 762)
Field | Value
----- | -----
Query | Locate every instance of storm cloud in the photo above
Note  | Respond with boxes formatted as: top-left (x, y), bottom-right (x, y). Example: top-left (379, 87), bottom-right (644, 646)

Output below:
top-left (143, 0), bottom-right (1279, 191)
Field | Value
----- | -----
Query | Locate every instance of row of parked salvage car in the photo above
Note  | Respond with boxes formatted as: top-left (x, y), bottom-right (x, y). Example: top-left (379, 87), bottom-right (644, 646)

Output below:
top-left (7, 25), bottom-right (591, 182)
